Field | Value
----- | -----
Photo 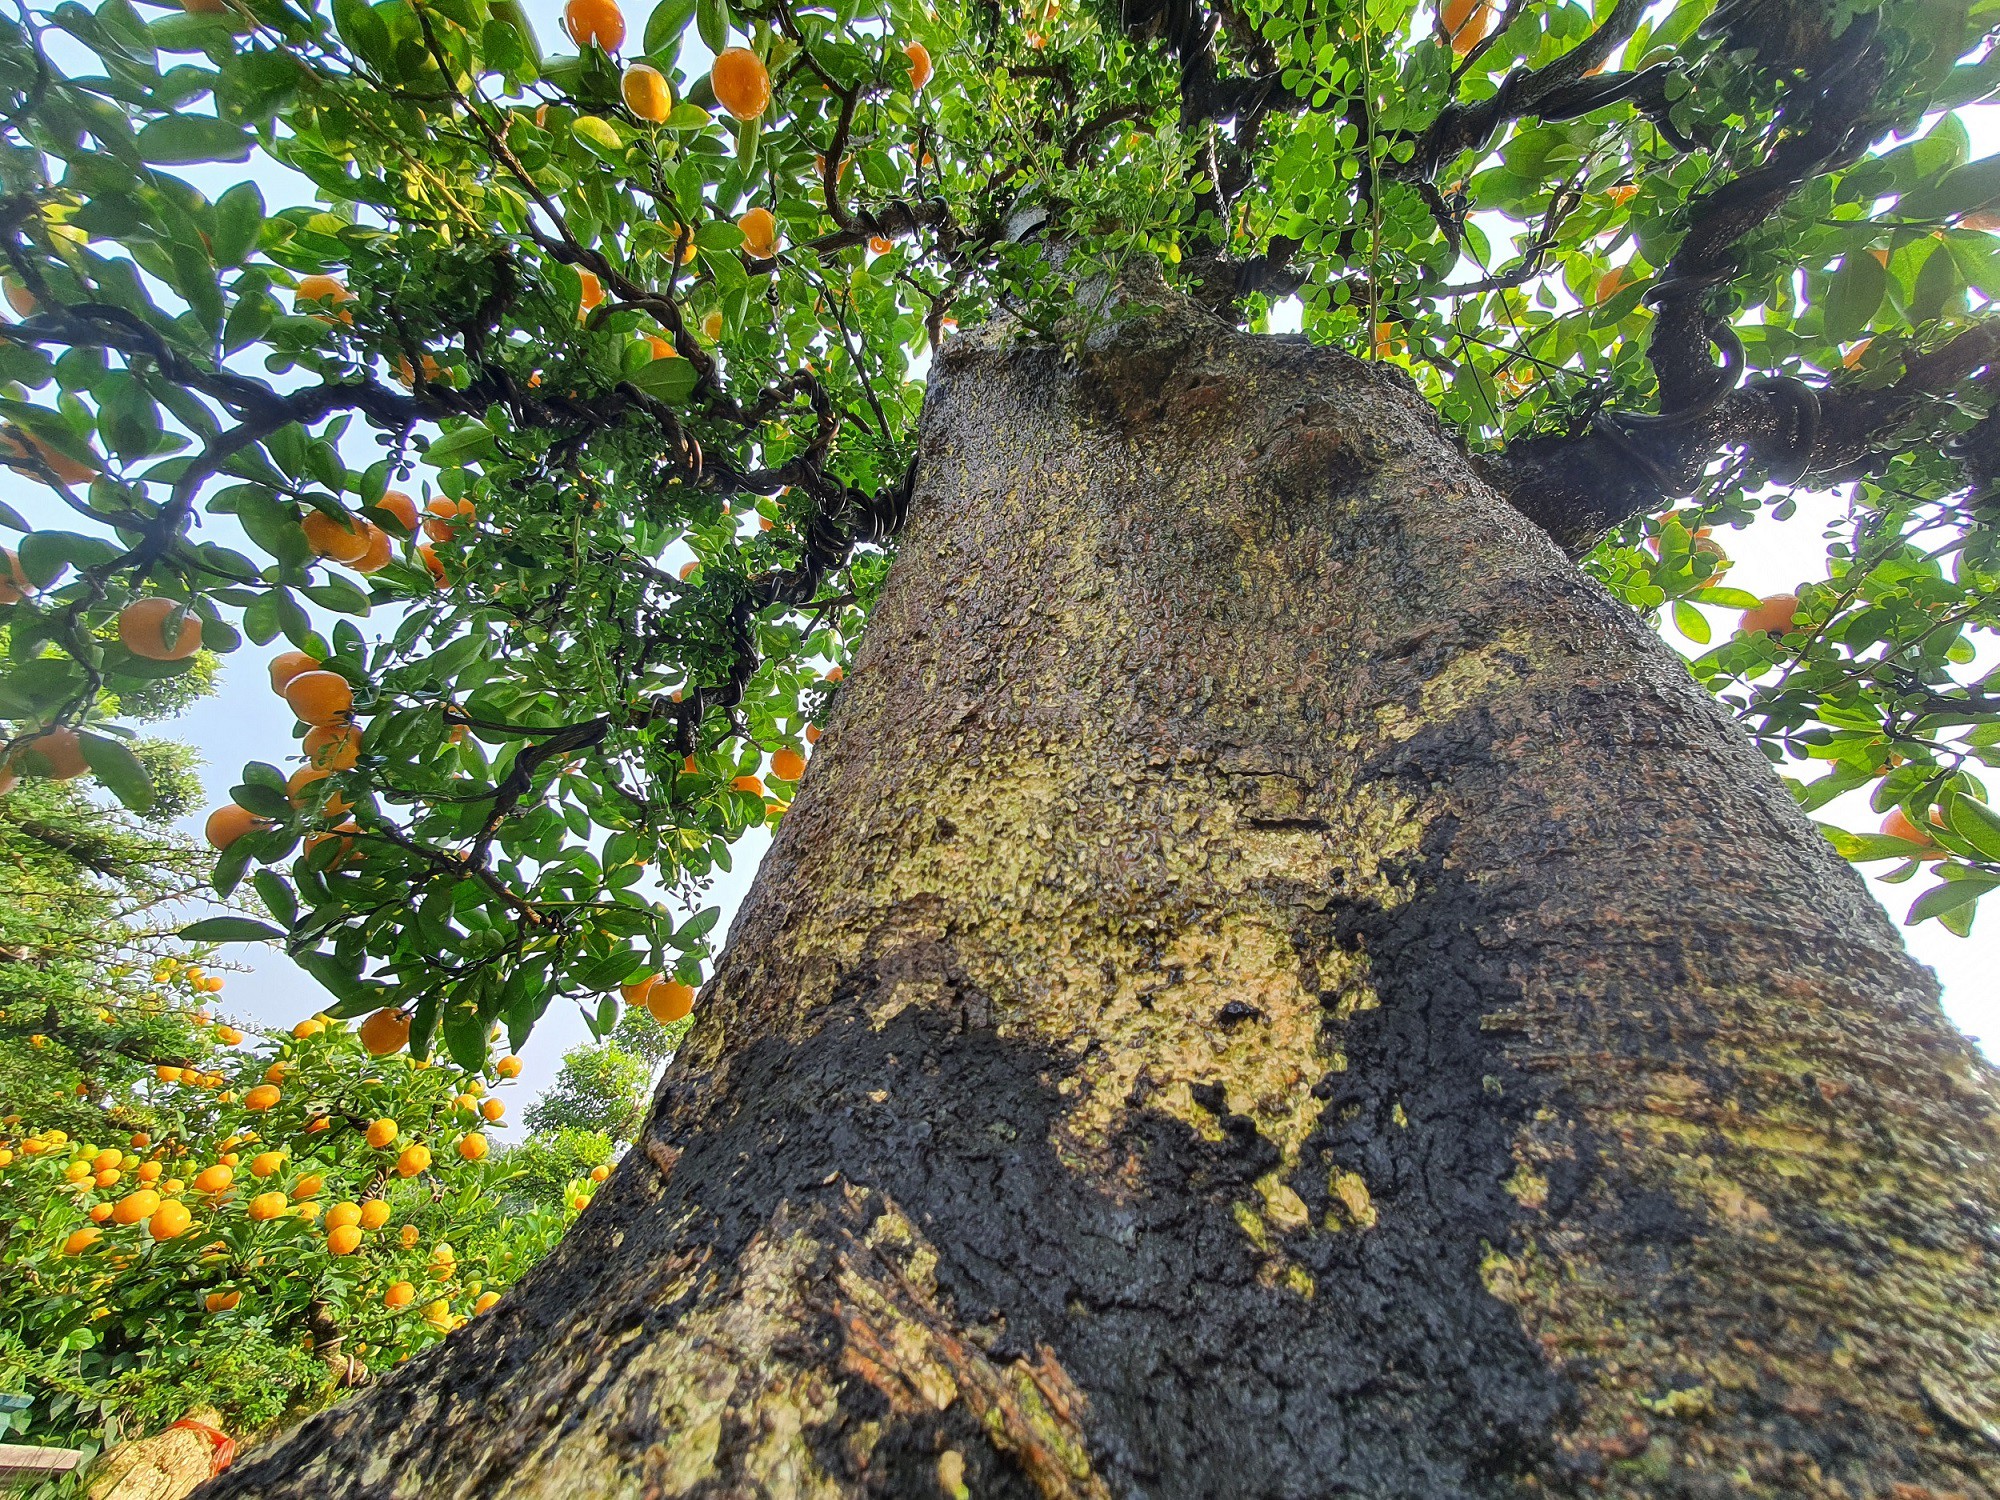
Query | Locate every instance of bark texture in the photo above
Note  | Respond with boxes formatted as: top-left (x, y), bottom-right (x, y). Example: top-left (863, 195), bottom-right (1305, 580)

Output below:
top-left (204, 305), bottom-right (2000, 1499)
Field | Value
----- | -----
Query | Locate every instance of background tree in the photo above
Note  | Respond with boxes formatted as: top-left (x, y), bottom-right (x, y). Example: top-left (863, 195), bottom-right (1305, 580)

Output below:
top-left (0, 999), bottom-right (588, 1461)
top-left (1, 0), bottom-right (2000, 1491)
top-left (505, 1008), bottom-right (677, 1206)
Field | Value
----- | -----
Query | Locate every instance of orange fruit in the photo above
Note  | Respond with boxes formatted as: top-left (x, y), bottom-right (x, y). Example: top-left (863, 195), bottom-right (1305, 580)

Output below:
top-left (480, 1098), bottom-right (504, 1122)
top-left (1842, 338), bottom-right (1871, 369)
top-left (347, 522), bottom-right (393, 574)
top-left (678, 561), bottom-right (699, 580)
top-left (0, 546), bottom-right (32, 604)
top-left (474, 1291), bottom-right (501, 1314)
top-left (904, 40), bottom-right (932, 88)
top-left (1605, 184), bottom-right (1636, 206)
top-left (359, 1199), bottom-right (391, 1230)
top-left (496, 1055), bottom-right (523, 1078)
top-left (269, 650), bottom-right (322, 694)
top-left (1441, 0), bottom-right (1491, 53)
top-left (771, 747), bottom-right (806, 782)
top-left (284, 670), bottom-right (355, 727)
top-left (1, 428), bottom-right (97, 486)
top-left (287, 766), bottom-right (351, 818)
top-left (647, 981), bottom-right (695, 1024)
top-left (205, 803), bottom-right (269, 851)
top-left (374, 490), bottom-right (419, 533)
top-left (117, 598), bottom-right (203, 660)
top-left (400, 1223), bottom-right (420, 1248)
top-left (303, 721), bottom-right (363, 770)
top-left (702, 310), bottom-right (724, 340)
top-left (564, 0), bottom-right (624, 48)
top-left (711, 47), bottom-right (771, 121)
top-left (1882, 807), bottom-right (1942, 850)
top-left (193, 1164), bottom-right (233, 1193)
top-left (1740, 594), bottom-right (1799, 637)
top-left (3, 278), bottom-right (35, 315)
top-left (732, 773), bottom-right (764, 795)
top-left (1593, 265), bottom-right (1629, 306)
top-left (247, 1191), bottom-right (287, 1221)
top-left (622, 63), bottom-right (671, 121)
top-left (577, 269), bottom-right (604, 314)
top-left (868, 236), bottom-right (894, 255)
top-left (1962, 209), bottom-right (2000, 231)
top-left (244, 1084), bottom-right (281, 1112)
top-left (366, 1118), bottom-right (398, 1148)
top-left (294, 274), bottom-right (350, 311)
top-left (824, 665), bottom-right (844, 683)
top-left (418, 543), bottom-right (447, 586)
top-left (90, 1202), bottom-right (114, 1222)
top-left (621, 973), bottom-right (658, 1007)
top-left (112, 1189), bottom-right (161, 1225)
top-left (303, 510), bottom-right (371, 563)
top-left (327, 1223), bottom-right (362, 1255)
top-left (423, 496), bottom-right (475, 542)
top-left (805, 725), bottom-right (822, 745)
top-left (64, 1227), bottom-right (103, 1255)
top-left (149, 1200), bottom-right (192, 1240)
top-left (326, 1201), bottom-right (363, 1230)
top-left (396, 1143), bottom-right (432, 1177)
top-left (249, 1151), bottom-right (284, 1177)
top-left (590, 1164), bottom-right (610, 1182)
top-left (457, 1132), bottom-right (488, 1161)
top-left (359, 1008), bottom-right (411, 1056)
top-left (12, 726), bottom-right (87, 780)
top-left (384, 1280), bottom-right (416, 1309)
top-left (205, 1291), bottom-right (241, 1312)
top-left (739, 207), bottom-right (777, 258)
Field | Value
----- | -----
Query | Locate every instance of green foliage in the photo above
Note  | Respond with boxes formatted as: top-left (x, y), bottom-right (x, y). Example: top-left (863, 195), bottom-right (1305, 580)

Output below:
top-left (0, 0), bottom-right (1998, 1041)
top-left (522, 1014), bottom-right (668, 1138)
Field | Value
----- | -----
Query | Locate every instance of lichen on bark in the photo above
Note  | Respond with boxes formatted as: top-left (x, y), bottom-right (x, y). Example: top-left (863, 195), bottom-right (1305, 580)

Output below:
top-left (204, 303), bottom-right (2000, 1500)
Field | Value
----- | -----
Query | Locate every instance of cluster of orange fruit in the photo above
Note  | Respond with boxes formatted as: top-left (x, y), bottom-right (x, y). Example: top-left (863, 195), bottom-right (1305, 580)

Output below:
top-left (205, 650), bottom-right (365, 861)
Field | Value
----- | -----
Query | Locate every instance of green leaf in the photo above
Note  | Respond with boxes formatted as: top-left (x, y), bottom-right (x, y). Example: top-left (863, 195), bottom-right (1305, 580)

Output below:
top-left (1944, 795), bottom-right (2000, 860)
top-left (696, 0), bottom-right (729, 53)
top-left (252, 869), bottom-right (299, 928)
top-left (1908, 874), bottom-right (1998, 926)
top-left (1672, 599), bottom-right (1710, 644)
top-left (694, 219), bottom-right (745, 251)
top-left (79, 732), bottom-right (153, 813)
top-left (235, 487), bottom-right (310, 567)
top-left (135, 115), bottom-right (254, 165)
top-left (572, 115), bottom-right (628, 163)
top-left (1823, 252), bottom-right (1886, 343)
top-left (212, 181), bottom-right (265, 267)
top-left (425, 423), bottom-right (496, 467)
top-left (179, 915), bottom-right (287, 942)
top-left (666, 100), bottom-right (712, 129)
top-left (644, 0), bottom-right (696, 53)
top-left (489, 0), bottom-right (542, 64)
top-left (332, 0), bottom-right (395, 68)
top-left (628, 354), bottom-right (697, 402)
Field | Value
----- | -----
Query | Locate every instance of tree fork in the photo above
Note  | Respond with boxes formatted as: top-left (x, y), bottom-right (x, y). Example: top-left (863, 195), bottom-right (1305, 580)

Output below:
top-left (205, 310), bottom-right (2000, 1499)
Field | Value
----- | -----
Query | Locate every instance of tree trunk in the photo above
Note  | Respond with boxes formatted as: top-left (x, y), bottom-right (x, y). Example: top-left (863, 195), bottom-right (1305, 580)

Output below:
top-left (204, 308), bottom-right (2000, 1499)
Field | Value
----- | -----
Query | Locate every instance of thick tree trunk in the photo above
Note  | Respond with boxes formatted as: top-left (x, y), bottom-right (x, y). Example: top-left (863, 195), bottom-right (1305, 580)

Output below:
top-left (205, 308), bottom-right (2000, 1499)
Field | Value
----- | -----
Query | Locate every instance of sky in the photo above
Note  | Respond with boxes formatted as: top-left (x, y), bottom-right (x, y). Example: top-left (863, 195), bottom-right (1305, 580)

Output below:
top-left (5, 4), bottom-right (1997, 1116)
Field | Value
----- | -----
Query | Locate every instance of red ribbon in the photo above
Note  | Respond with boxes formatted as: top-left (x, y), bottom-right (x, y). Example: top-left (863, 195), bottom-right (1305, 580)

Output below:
top-left (169, 1418), bottom-right (237, 1475)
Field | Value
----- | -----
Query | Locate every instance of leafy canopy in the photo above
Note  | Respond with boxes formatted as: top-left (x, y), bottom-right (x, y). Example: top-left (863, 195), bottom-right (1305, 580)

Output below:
top-left (2, 0), bottom-right (2000, 1060)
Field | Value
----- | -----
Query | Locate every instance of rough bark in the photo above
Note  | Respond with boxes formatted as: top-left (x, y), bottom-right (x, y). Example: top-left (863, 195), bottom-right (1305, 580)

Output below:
top-left (203, 306), bottom-right (2000, 1499)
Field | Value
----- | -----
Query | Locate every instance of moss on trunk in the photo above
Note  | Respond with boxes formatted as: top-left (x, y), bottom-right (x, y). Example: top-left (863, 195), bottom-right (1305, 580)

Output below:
top-left (204, 308), bottom-right (2000, 1500)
